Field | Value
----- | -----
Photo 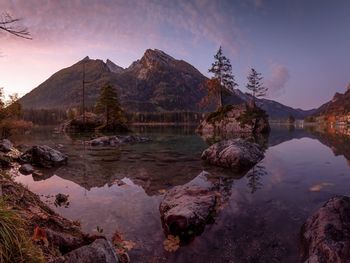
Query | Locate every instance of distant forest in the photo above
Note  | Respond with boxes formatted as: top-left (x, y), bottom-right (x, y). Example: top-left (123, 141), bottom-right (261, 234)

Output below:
top-left (23, 109), bottom-right (205, 125)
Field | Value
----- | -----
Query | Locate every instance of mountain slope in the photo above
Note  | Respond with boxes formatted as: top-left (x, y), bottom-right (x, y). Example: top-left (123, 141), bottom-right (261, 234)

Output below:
top-left (313, 84), bottom-right (350, 117)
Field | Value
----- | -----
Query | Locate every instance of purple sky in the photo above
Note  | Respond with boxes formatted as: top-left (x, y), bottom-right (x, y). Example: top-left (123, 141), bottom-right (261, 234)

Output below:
top-left (1, 0), bottom-right (349, 110)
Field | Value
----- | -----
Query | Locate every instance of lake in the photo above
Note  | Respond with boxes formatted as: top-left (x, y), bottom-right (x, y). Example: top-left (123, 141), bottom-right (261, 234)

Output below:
top-left (12, 125), bottom-right (350, 263)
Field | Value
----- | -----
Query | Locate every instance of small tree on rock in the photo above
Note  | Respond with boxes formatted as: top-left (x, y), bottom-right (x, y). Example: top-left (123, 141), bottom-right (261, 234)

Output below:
top-left (95, 84), bottom-right (125, 126)
top-left (246, 68), bottom-right (267, 102)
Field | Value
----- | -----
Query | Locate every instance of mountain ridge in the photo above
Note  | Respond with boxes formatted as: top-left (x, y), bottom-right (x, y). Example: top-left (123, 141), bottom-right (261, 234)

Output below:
top-left (20, 49), bottom-right (314, 119)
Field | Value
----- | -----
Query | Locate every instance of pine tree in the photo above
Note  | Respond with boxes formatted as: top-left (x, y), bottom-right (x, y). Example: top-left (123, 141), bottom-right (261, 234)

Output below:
top-left (95, 84), bottom-right (124, 126)
top-left (208, 46), bottom-right (238, 108)
top-left (246, 68), bottom-right (267, 101)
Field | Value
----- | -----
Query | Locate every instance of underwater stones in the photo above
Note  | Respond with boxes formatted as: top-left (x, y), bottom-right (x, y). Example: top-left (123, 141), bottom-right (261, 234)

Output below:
top-left (201, 138), bottom-right (264, 170)
top-left (301, 196), bottom-right (350, 263)
top-left (159, 171), bottom-right (218, 239)
top-left (89, 135), bottom-right (151, 146)
top-left (21, 145), bottom-right (68, 168)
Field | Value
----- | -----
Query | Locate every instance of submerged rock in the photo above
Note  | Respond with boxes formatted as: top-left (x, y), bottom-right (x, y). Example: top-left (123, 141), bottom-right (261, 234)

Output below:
top-left (301, 196), bottom-right (350, 263)
top-left (19, 163), bottom-right (34, 175)
top-left (89, 135), bottom-right (151, 146)
top-left (21, 145), bottom-right (68, 168)
top-left (159, 171), bottom-right (218, 239)
top-left (201, 138), bottom-right (264, 170)
top-left (196, 104), bottom-right (270, 138)
top-left (50, 239), bottom-right (119, 263)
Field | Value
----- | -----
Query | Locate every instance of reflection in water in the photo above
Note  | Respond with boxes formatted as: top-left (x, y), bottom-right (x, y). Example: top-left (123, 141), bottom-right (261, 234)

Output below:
top-left (246, 164), bottom-right (267, 193)
top-left (10, 125), bottom-right (350, 263)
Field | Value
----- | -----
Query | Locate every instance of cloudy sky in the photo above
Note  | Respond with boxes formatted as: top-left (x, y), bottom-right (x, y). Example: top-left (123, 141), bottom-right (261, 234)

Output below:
top-left (0, 0), bottom-right (349, 109)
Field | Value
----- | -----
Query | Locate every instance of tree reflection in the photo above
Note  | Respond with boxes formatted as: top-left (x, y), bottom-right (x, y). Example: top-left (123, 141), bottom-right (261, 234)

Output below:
top-left (246, 164), bottom-right (267, 193)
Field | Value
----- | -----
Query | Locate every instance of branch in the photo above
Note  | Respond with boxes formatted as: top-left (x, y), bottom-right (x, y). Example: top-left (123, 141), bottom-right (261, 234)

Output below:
top-left (0, 12), bottom-right (32, 39)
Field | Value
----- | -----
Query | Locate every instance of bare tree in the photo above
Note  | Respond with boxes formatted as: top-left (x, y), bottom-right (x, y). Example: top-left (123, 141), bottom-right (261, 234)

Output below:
top-left (0, 12), bottom-right (31, 39)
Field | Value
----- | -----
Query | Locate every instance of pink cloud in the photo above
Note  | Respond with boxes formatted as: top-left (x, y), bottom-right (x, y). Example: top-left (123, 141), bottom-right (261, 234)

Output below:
top-left (265, 63), bottom-right (290, 98)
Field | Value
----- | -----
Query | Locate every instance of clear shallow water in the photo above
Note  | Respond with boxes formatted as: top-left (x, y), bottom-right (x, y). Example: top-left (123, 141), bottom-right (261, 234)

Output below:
top-left (12, 125), bottom-right (350, 263)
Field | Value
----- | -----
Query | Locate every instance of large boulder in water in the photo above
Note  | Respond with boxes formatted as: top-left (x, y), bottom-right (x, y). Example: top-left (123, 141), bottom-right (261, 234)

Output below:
top-left (201, 138), bottom-right (264, 170)
top-left (21, 145), bottom-right (68, 168)
top-left (159, 171), bottom-right (218, 239)
top-left (301, 196), bottom-right (350, 263)
top-left (196, 103), bottom-right (270, 138)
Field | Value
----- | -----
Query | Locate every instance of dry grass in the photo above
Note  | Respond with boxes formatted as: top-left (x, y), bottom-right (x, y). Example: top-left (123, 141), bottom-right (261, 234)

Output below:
top-left (0, 198), bottom-right (44, 263)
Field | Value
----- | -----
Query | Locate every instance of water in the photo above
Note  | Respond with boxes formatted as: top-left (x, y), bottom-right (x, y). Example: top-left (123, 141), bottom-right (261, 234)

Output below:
top-left (12, 125), bottom-right (350, 263)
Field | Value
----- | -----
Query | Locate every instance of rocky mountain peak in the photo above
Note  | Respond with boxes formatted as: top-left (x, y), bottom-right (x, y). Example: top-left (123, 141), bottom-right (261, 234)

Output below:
top-left (141, 49), bottom-right (175, 67)
top-left (82, 56), bottom-right (90, 61)
top-left (106, 59), bottom-right (124, 74)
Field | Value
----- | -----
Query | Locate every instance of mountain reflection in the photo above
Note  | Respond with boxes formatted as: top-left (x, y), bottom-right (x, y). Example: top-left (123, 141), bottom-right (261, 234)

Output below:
top-left (11, 125), bottom-right (350, 195)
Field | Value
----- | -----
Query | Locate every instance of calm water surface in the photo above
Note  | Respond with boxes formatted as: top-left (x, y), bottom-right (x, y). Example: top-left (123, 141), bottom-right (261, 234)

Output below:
top-left (12, 125), bottom-right (350, 263)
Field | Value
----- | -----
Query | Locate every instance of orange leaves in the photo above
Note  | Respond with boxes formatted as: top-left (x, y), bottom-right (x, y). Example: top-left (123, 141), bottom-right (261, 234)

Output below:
top-left (32, 226), bottom-right (49, 247)
top-left (163, 235), bottom-right (180, 252)
top-left (112, 231), bottom-right (136, 254)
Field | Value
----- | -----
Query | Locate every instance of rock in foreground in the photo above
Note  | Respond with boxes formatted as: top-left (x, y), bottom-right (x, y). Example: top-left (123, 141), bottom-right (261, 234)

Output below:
top-left (201, 138), bottom-right (264, 170)
top-left (21, 145), bottom-right (68, 168)
top-left (196, 103), bottom-right (270, 138)
top-left (88, 135), bottom-right (151, 146)
top-left (0, 139), bottom-right (14, 152)
top-left (159, 172), bottom-right (218, 239)
top-left (50, 239), bottom-right (119, 263)
top-left (301, 196), bottom-right (350, 263)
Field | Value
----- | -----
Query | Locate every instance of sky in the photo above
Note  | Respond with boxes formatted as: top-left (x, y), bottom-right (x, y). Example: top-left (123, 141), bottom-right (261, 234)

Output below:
top-left (0, 0), bottom-right (349, 110)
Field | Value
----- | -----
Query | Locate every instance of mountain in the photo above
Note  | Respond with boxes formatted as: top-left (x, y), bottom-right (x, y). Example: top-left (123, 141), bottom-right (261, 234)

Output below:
top-left (233, 89), bottom-right (316, 119)
top-left (20, 49), bottom-right (313, 119)
top-left (20, 49), bottom-right (224, 112)
top-left (313, 84), bottom-right (350, 117)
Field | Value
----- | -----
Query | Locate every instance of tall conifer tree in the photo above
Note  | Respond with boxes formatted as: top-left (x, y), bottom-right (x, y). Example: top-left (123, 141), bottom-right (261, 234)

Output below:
top-left (208, 46), bottom-right (238, 108)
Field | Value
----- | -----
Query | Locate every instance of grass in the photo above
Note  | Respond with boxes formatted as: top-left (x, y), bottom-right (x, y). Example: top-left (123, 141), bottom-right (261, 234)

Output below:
top-left (0, 198), bottom-right (44, 263)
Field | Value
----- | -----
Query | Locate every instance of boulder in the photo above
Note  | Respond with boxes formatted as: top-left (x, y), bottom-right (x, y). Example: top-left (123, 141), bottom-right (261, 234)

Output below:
top-left (64, 112), bottom-right (104, 132)
top-left (301, 196), bottom-right (350, 263)
top-left (50, 239), bottom-right (119, 263)
top-left (0, 139), bottom-right (22, 160)
top-left (89, 135), bottom-right (151, 146)
top-left (19, 164), bottom-right (34, 175)
top-left (0, 139), bottom-right (13, 152)
top-left (196, 104), bottom-right (270, 138)
top-left (201, 138), bottom-right (264, 170)
top-left (159, 172), bottom-right (218, 239)
top-left (21, 145), bottom-right (68, 168)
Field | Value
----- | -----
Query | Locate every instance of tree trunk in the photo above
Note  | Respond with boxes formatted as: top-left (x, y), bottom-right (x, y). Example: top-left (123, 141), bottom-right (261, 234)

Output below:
top-left (218, 88), bottom-right (223, 109)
